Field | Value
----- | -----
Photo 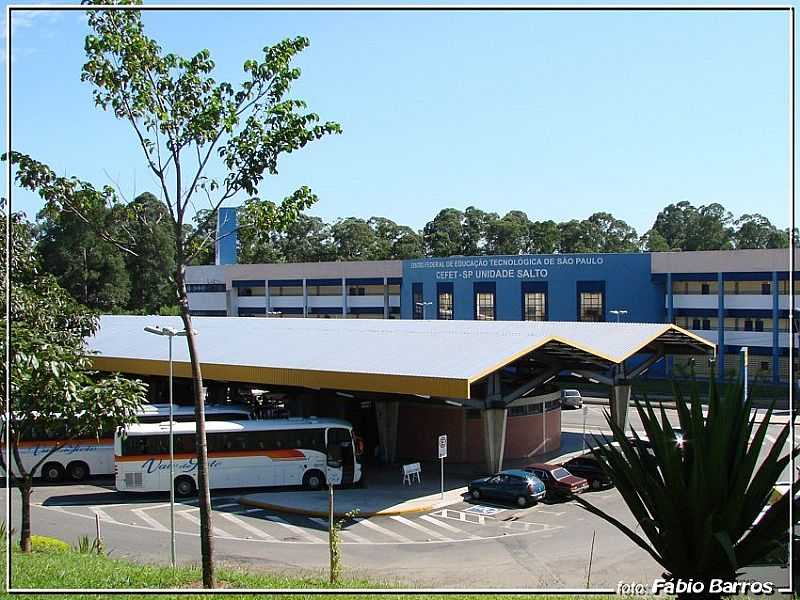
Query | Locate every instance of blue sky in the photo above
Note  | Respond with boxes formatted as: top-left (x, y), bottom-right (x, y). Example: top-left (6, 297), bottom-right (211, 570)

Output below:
top-left (3, 5), bottom-right (791, 236)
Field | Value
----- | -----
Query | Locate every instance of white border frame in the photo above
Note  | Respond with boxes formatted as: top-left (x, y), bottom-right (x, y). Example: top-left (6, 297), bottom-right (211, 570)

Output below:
top-left (4, 2), bottom-right (795, 595)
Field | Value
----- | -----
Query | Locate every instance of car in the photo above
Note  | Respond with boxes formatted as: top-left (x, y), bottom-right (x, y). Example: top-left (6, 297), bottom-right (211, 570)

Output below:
top-left (468, 469), bottom-right (546, 507)
top-left (523, 463), bottom-right (589, 500)
top-left (561, 454), bottom-right (613, 490)
top-left (560, 389), bottom-right (582, 408)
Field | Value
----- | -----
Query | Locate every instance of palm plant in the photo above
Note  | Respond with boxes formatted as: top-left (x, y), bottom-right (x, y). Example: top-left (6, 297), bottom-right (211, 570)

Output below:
top-left (576, 378), bottom-right (798, 597)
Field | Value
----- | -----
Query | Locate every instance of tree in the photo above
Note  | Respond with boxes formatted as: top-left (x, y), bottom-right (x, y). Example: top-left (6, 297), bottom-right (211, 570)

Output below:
top-left (577, 381), bottom-right (798, 598)
top-left (367, 217), bottom-right (423, 260)
top-left (7, 2), bottom-right (341, 587)
top-left (487, 210), bottom-right (530, 255)
top-left (734, 214), bottom-right (789, 249)
top-left (390, 228), bottom-right (424, 259)
top-left (331, 217), bottom-right (379, 260)
top-left (123, 192), bottom-right (177, 313)
top-left (527, 220), bottom-right (560, 254)
top-left (557, 219), bottom-right (597, 253)
top-left (280, 214), bottom-right (333, 262)
top-left (586, 211), bottom-right (639, 253)
top-left (462, 206), bottom-right (496, 256)
top-left (36, 193), bottom-right (131, 311)
top-left (651, 201), bottom-right (734, 251)
top-left (188, 209), bottom-right (217, 266)
top-left (1, 211), bottom-right (146, 553)
top-left (640, 229), bottom-right (671, 252)
top-left (423, 208), bottom-right (464, 257)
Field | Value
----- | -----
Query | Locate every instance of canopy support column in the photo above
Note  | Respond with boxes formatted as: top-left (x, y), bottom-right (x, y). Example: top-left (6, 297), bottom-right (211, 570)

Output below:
top-left (375, 400), bottom-right (399, 464)
top-left (609, 379), bottom-right (631, 432)
top-left (481, 373), bottom-right (506, 473)
top-left (482, 408), bottom-right (507, 474)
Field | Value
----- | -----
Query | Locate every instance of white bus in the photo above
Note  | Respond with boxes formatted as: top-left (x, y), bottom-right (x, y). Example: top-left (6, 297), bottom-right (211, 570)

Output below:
top-left (2, 404), bottom-right (253, 483)
top-left (114, 418), bottom-right (362, 496)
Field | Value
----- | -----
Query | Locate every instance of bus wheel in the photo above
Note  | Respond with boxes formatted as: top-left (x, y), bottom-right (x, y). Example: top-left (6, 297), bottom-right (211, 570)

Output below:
top-left (41, 463), bottom-right (64, 483)
top-left (67, 461), bottom-right (90, 482)
top-left (174, 476), bottom-right (197, 498)
top-left (302, 470), bottom-right (325, 490)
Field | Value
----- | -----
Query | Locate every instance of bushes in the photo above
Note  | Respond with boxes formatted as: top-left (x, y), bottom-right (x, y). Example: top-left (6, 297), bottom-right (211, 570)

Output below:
top-left (27, 535), bottom-right (70, 554)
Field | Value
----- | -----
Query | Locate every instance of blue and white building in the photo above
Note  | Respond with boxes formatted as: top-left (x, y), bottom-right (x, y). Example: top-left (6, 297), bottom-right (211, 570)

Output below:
top-left (187, 217), bottom-right (798, 385)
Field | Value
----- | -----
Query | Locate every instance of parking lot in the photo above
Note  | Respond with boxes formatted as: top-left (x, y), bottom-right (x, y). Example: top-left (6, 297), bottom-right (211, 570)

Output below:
top-left (5, 404), bottom-right (793, 589)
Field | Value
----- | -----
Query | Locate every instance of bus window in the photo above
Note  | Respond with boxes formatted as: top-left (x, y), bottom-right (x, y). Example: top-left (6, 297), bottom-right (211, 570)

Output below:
top-left (174, 434), bottom-right (195, 454)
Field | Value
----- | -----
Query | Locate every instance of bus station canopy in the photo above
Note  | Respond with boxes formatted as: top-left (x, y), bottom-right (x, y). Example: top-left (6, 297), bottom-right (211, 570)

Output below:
top-left (88, 315), bottom-right (715, 399)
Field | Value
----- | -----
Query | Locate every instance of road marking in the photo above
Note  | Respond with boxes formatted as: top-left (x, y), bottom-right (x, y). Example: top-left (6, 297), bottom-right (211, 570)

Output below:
top-left (217, 512), bottom-right (278, 541)
top-left (419, 514), bottom-right (480, 539)
top-left (389, 515), bottom-right (453, 541)
top-left (432, 509), bottom-right (486, 525)
top-left (264, 515), bottom-right (324, 544)
top-left (90, 507), bottom-right (119, 524)
top-left (132, 508), bottom-right (168, 531)
top-left (307, 517), bottom-right (371, 544)
top-left (353, 518), bottom-right (413, 543)
top-left (213, 503), bottom-right (240, 510)
top-left (177, 509), bottom-right (233, 538)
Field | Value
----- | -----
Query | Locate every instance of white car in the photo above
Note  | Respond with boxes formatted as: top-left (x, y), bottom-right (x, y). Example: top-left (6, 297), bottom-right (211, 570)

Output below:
top-left (561, 389), bottom-right (583, 409)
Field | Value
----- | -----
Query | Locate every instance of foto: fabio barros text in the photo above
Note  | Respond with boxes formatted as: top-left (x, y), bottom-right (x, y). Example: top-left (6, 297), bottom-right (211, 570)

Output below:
top-left (617, 579), bottom-right (775, 595)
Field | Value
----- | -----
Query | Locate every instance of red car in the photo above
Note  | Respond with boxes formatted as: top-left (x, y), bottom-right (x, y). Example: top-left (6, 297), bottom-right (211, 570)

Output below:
top-left (523, 463), bottom-right (589, 500)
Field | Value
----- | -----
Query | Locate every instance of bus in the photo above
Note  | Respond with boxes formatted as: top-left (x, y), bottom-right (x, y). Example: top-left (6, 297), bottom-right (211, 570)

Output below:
top-left (114, 418), bottom-right (362, 496)
top-left (2, 403), bottom-right (253, 483)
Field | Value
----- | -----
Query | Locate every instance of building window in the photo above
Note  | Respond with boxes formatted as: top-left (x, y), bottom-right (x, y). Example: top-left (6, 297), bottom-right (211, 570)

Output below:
top-left (412, 283), bottom-right (423, 320)
top-left (755, 319), bottom-right (764, 332)
top-left (702, 319), bottom-right (711, 330)
top-left (579, 292), bottom-right (603, 322)
top-left (762, 282), bottom-right (771, 295)
top-left (701, 283), bottom-right (710, 295)
top-left (744, 319), bottom-right (753, 332)
top-left (692, 318), bottom-right (701, 329)
top-left (308, 285), bottom-right (342, 296)
top-left (238, 286), bottom-right (265, 297)
top-left (187, 283), bottom-right (226, 293)
top-left (760, 361), bottom-right (770, 371)
top-left (523, 292), bottom-right (546, 321)
top-left (438, 288), bottom-right (454, 320)
top-left (269, 285), bottom-right (303, 296)
top-left (476, 292), bottom-right (495, 320)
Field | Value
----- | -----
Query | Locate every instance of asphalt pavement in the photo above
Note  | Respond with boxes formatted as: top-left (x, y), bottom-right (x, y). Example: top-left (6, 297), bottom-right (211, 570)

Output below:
top-left (4, 402), bottom-right (794, 590)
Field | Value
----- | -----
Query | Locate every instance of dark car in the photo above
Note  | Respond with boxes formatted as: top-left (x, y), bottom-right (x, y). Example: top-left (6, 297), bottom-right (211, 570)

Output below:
top-left (523, 463), bottom-right (589, 500)
top-left (468, 469), bottom-right (546, 508)
top-left (562, 454), bottom-right (613, 490)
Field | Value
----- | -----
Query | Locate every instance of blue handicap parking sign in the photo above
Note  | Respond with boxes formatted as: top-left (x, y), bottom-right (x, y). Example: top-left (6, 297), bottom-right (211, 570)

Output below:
top-left (464, 505), bottom-right (505, 516)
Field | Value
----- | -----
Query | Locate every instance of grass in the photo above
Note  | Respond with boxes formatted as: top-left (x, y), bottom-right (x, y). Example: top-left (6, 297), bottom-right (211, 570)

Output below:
top-left (3, 545), bottom-right (614, 599)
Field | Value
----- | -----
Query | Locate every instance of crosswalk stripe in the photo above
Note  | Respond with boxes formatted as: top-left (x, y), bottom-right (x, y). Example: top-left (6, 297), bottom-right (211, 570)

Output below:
top-left (265, 515), bottom-right (325, 544)
top-left (132, 508), bottom-right (168, 531)
top-left (217, 512), bottom-right (278, 541)
top-left (419, 514), bottom-right (480, 539)
top-left (389, 515), bottom-right (453, 541)
top-left (90, 507), bottom-right (119, 524)
top-left (177, 510), bottom-right (233, 538)
top-left (353, 518), bottom-right (413, 543)
top-left (308, 517), bottom-right (371, 544)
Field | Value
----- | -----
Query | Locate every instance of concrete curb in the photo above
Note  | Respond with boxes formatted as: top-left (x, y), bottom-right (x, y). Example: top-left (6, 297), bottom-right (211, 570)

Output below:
top-left (238, 489), bottom-right (468, 519)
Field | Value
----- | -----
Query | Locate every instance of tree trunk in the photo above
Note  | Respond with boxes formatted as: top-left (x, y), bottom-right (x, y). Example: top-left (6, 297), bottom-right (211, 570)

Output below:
top-left (18, 478), bottom-right (32, 552)
top-left (175, 264), bottom-right (215, 588)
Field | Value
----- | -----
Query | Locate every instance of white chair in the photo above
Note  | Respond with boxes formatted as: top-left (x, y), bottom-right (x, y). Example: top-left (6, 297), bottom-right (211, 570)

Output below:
top-left (402, 462), bottom-right (422, 485)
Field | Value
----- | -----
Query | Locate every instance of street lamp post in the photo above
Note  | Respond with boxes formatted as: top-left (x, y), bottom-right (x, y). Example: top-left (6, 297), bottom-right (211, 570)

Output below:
top-left (415, 301), bottom-right (433, 320)
top-left (609, 309), bottom-right (628, 323)
top-left (144, 325), bottom-right (196, 569)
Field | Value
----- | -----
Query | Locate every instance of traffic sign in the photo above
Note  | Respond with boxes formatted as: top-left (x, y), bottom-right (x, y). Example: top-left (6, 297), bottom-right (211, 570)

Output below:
top-left (438, 434), bottom-right (448, 459)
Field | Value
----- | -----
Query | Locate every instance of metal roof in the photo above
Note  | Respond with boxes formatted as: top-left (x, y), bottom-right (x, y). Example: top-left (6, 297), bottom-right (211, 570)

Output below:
top-left (89, 316), bottom-right (714, 399)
